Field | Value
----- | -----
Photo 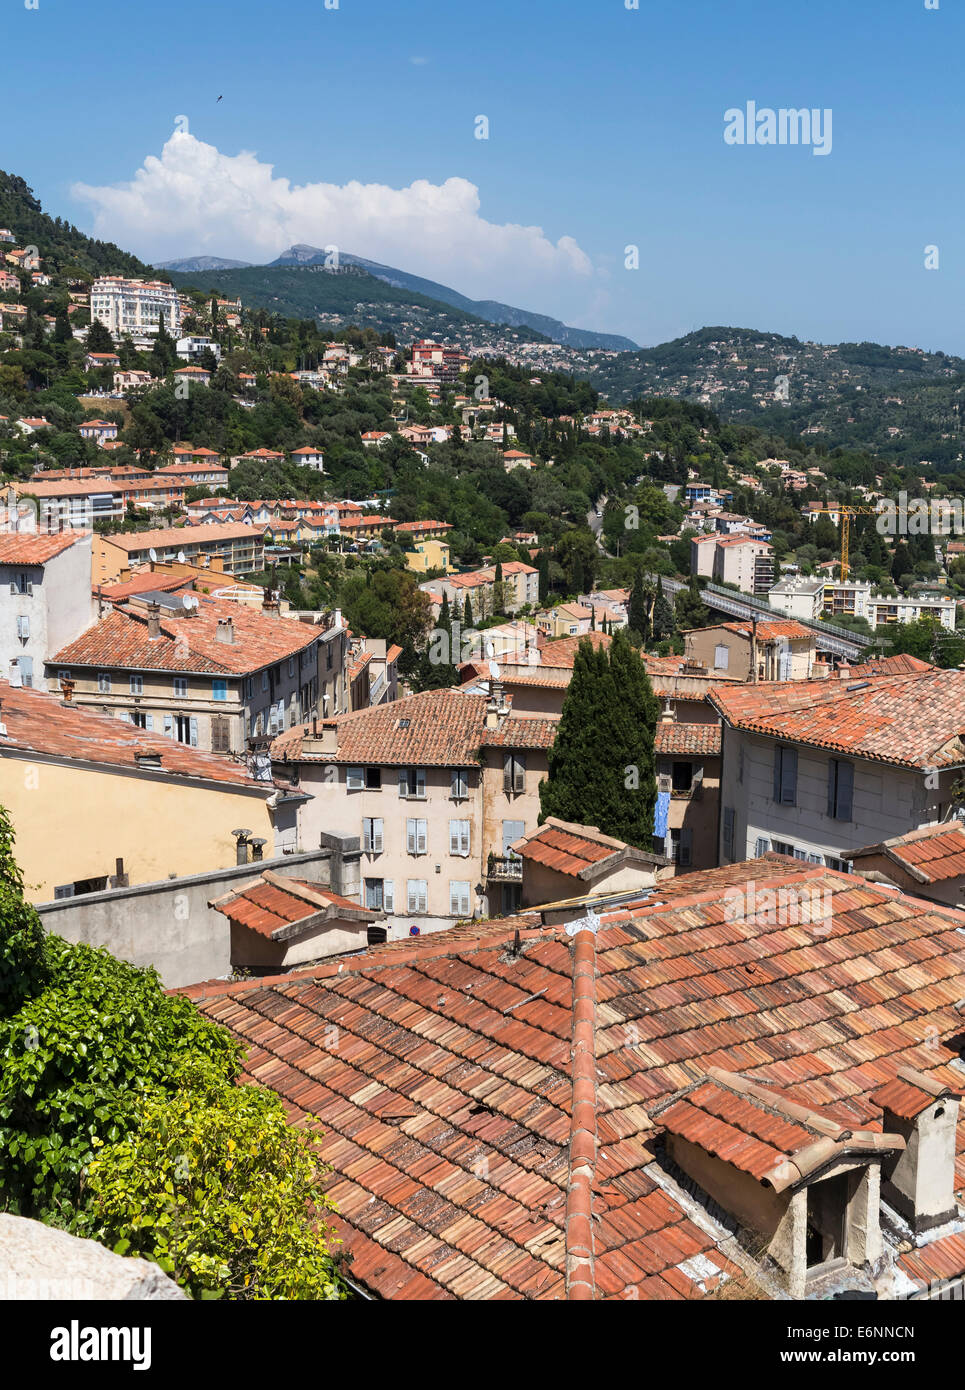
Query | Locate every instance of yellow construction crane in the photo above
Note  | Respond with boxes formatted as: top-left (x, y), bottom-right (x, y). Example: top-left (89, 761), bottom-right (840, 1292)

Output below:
top-left (807, 505), bottom-right (884, 579)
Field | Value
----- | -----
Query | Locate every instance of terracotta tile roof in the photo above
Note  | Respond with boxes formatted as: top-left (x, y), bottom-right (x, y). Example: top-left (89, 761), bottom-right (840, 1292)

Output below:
top-left (482, 717), bottom-right (559, 750)
top-left (538, 632), bottom-right (612, 669)
top-left (0, 680), bottom-right (258, 787)
top-left (853, 822), bottom-right (965, 884)
top-left (184, 856), bottom-right (965, 1299)
top-left (718, 620), bottom-right (814, 642)
top-left (0, 532), bottom-right (85, 564)
top-left (272, 689), bottom-right (490, 766)
top-left (655, 723), bottom-right (721, 757)
top-left (835, 654), bottom-right (935, 678)
top-left (871, 1067), bottom-right (960, 1122)
top-left (514, 820), bottom-right (627, 877)
top-left (711, 668), bottom-right (965, 770)
top-left (52, 597), bottom-right (319, 676)
top-left (96, 573), bottom-right (193, 599)
top-left (210, 872), bottom-right (375, 939)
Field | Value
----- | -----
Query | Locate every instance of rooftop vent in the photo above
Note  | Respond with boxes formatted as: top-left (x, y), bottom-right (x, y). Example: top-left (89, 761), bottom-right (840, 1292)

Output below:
top-left (134, 750), bottom-right (162, 770)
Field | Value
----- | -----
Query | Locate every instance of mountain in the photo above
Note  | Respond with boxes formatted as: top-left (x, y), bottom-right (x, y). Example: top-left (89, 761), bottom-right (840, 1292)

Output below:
top-left (267, 244), bottom-right (638, 351)
top-left (155, 255), bottom-right (252, 272)
top-left (165, 262), bottom-right (553, 349)
top-left (590, 326), bottom-right (965, 470)
top-left (0, 170), bottom-right (162, 281)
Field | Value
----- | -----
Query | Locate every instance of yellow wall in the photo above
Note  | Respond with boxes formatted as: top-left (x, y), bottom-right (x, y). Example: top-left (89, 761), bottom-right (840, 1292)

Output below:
top-left (406, 540), bottom-right (451, 574)
top-left (0, 754), bottom-right (272, 902)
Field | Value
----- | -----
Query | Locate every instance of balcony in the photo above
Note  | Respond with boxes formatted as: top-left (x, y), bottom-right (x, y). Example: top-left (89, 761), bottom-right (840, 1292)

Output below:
top-left (487, 852), bottom-right (523, 881)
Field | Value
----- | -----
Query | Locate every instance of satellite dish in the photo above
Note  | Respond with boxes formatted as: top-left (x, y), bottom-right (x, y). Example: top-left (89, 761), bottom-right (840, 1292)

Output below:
top-left (177, 550), bottom-right (186, 563)
top-left (148, 548), bottom-right (157, 562)
top-left (490, 660), bottom-right (501, 680)
top-left (485, 640), bottom-right (495, 659)
top-left (182, 594), bottom-right (198, 611)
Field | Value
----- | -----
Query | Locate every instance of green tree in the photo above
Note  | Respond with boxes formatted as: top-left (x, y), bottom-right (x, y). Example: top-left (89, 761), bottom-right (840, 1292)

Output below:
top-left (628, 571), bottom-right (648, 644)
top-left (538, 630), bottom-right (659, 847)
top-left (493, 559), bottom-right (506, 615)
top-left (82, 1063), bottom-right (345, 1301)
top-left (537, 550), bottom-right (550, 605)
top-left (651, 577), bottom-right (676, 643)
top-left (85, 319), bottom-right (114, 354)
top-left (674, 573), bottom-right (709, 630)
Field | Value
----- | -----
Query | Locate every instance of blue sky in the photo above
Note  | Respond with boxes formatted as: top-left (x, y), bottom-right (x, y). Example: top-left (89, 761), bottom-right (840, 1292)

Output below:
top-left (5, 0), bottom-right (963, 351)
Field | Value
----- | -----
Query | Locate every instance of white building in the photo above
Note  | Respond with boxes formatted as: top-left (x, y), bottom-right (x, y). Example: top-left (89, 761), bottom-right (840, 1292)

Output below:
top-left (90, 277), bottom-right (181, 340)
top-left (176, 335), bottom-right (222, 363)
top-left (0, 532), bottom-right (95, 692)
top-left (711, 665), bottom-right (965, 871)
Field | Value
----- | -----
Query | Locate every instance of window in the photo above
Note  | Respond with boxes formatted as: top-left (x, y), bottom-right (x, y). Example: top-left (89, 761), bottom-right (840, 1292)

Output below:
top-left (824, 855), bottom-right (851, 873)
top-left (383, 879), bottom-right (395, 912)
top-left (827, 759), bottom-right (854, 821)
top-left (57, 669), bottom-right (71, 683)
top-left (346, 766), bottom-right (364, 791)
top-left (502, 819), bottom-right (525, 856)
top-left (722, 806), bottom-right (735, 861)
top-left (212, 678), bottom-right (228, 702)
top-left (130, 674), bottom-right (143, 695)
top-left (772, 839), bottom-right (796, 857)
top-left (262, 671), bottom-right (268, 691)
top-left (364, 878), bottom-right (384, 910)
top-left (773, 745), bottom-right (798, 805)
top-left (407, 879), bottom-right (427, 913)
top-left (173, 676), bottom-right (187, 698)
top-left (16, 615), bottom-right (29, 642)
top-left (363, 817), bottom-right (384, 853)
top-left (755, 836), bottom-right (770, 857)
top-left (714, 643), bottom-right (729, 671)
top-left (399, 767), bottom-right (426, 799)
top-left (406, 818), bottom-right (428, 855)
top-left (244, 677), bottom-right (253, 699)
top-left (449, 819), bottom-right (470, 856)
top-left (670, 828), bottom-right (693, 867)
top-left (450, 767), bottom-right (469, 800)
top-left (503, 752), bottom-right (526, 795)
top-left (450, 880), bottom-right (471, 916)
top-left (97, 672), bottom-right (111, 694)
top-left (211, 715), bottom-right (231, 753)
top-left (166, 713), bottom-right (197, 746)
top-left (365, 767), bottom-right (382, 790)
top-left (671, 761), bottom-right (693, 792)
top-left (130, 711), bottom-right (148, 729)
top-left (288, 658), bottom-right (295, 678)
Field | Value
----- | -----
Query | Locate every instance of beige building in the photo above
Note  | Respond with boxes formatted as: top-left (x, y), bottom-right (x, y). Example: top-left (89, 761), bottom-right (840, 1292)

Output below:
top-left (512, 817), bottom-right (666, 911)
top-left (850, 821), bottom-right (965, 909)
top-left (50, 592), bottom-right (345, 755)
top-left (270, 687), bottom-right (558, 934)
top-left (209, 869), bottom-right (380, 973)
top-left (90, 276), bottom-right (181, 339)
top-left (93, 523), bottom-right (266, 585)
top-left (712, 535), bottom-right (774, 595)
top-left (0, 679), bottom-right (273, 901)
top-left (683, 619), bottom-right (817, 682)
top-left (0, 531), bottom-right (95, 692)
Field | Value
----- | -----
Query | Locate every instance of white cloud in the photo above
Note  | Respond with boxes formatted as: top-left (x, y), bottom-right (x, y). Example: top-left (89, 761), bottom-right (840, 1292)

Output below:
top-left (72, 133), bottom-right (593, 304)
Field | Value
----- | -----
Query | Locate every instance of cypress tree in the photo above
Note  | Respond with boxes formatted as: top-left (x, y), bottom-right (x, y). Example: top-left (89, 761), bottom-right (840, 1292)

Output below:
top-left (628, 571), bottom-right (648, 644)
top-left (539, 631), bottom-right (659, 847)
top-left (537, 550), bottom-right (550, 605)
top-left (463, 594), bottom-right (473, 629)
top-left (651, 577), bottom-right (676, 642)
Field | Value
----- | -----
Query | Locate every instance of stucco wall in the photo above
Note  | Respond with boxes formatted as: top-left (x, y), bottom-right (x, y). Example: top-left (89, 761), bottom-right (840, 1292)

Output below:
top-left (0, 752), bottom-right (273, 901)
top-left (36, 849), bottom-right (336, 988)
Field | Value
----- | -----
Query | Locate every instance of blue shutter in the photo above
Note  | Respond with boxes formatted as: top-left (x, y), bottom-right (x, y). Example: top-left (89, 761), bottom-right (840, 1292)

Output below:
top-left (827, 760), bottom-right (837, 818)
top-left (773, 747), bottom-right (782, 803)
top-left (779, 747), bottom-right (797, 805)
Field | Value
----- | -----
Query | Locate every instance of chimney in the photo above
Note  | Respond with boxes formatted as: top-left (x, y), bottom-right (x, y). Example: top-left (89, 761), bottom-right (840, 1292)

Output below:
top-left (60, 676), bottom-right (75, 705)
top-left (303, 718), bottom-right (338, 755)
top-left (215, 616), bottom-right (235, 644)
top-left (249, 837), bottom-right (266, 862)
top-left (146, 600), bottom-right (161, 639)
top-left (659, 697), bottom-right (675, 724)
top-left (878, 1067), bottom-right (961, 1234)
top-left (232, 829), bottom-right (251, 865)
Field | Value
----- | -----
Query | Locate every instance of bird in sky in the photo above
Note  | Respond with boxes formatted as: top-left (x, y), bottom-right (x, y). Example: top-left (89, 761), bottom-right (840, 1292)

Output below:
top-left (216, 95), bottom-right (223, 102)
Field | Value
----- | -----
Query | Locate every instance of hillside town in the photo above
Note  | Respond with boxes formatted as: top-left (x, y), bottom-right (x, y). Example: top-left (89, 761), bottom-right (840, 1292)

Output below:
top-left (3, 173), bottom-right (965, 1318)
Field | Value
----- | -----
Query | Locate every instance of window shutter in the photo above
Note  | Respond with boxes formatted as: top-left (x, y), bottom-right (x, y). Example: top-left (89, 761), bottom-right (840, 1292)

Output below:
top-left (679, 829), bottom-right (692, 867)
top-left (144, 714), bottom-right (153, 731)
top-left (416, 768), bottom-right (425, 797)
top-left (503, 753), bottom-right (512, 794)
top-left (773, 748), bottom-right (782, 803)
top-left (827, 761), bottom-right (837, 819)
top-left (755, 836), bottom-right (769, 857)
top-left (723, 806), bottom-right (735, 859)
top-left (189, 715), bottom-right (198, 747)
top-left (383, 880), bottom-right (394, 912)
top-left (783, 747), bottom-right (797, 804)
top-left (399, 768), bottom-right (408, 796)
top-left (837, 760), bottom-right (853, 821)
top-left (164, 714), bottom-right (173, 737)
top-left (417, 820), bottom-right (427, 854)
top-left (407, 818), bottom-right (416, 854)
